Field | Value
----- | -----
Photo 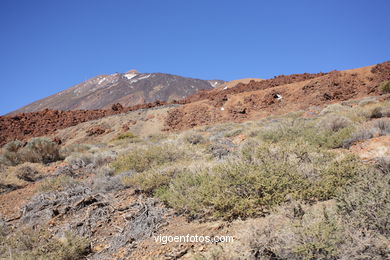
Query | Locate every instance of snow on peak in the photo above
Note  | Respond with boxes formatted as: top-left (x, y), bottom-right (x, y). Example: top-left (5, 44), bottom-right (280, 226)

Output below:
top-left (209, 81), bottom-right (220, 88)
top-left (123, 69), bottom-right (140, 80)
top-left (124, 73), bottom-right (137, 80)
top-left (137, 74), bottom-right (151, 80)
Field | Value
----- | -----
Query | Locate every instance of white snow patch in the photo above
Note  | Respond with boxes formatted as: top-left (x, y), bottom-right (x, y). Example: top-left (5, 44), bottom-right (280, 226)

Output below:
top-left (220, 107), bottom-right (225, 111)
top-left (129, 79), bottom-right (139, 84)
top-left (223, 86), bottom-right (228, 90)
top-left (127, 74), bottom-right (151, 85)
top-left (137, 74), bottom-right (151, 80)
top-left (98, 78), bottom-right (106, 84)
top-left (73, 89), bottom-right (80, 96)
top-left (124, 73), bottom-right (137, 80)
top-left (210, 81), bottom-right (219, 88)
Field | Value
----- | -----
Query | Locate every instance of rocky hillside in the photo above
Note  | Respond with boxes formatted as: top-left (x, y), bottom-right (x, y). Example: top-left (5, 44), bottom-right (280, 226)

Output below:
top-left (1, 62), bottom-right (390, 147)
top-left (165, 62), bottom-right (390, 130)
top-left (1, 62), bottom-right (390, 259)
top-left (10, 70), bottom-right (223, 114)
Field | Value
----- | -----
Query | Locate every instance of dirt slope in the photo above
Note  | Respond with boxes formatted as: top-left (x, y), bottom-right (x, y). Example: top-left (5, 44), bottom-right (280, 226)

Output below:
top-left (164, 62), bottom-right (390, 131)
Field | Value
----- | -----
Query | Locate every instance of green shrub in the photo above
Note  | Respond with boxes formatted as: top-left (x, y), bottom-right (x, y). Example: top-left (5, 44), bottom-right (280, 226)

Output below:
top-left (376, 156), bottom-right (390, 174)
top-left (38, 175), bottom-right (80, 193)
top-left (0, 228), bottom-right (90, 260)
top-left (369, 106), bottom-right (383, 118)
top-left (122, 165), bottom-right (183, 193)
top-left (373, 118), bottom-right (390, 135)
top-left (15, 164), bottom-right (40, 182)
top-left (342, 127), bottom-right (376, 148)
top-left (343, 119), bottom-right (390, 148)
top-left (115, 131), bottom-right (137, 140)
top-left (21, 137), bottom-right (61, 164)
top-left (223, 129), bottom-right (243, 138)
top-left (59, 143), bottom-right (91, 158)
top-left (309, 154), bottom-right (364, 200)
top-left (0, 138), bottom-right (61, 166)
top-left (65, 150), bottom-right (117, 169)
top-left (319, 115), bottom-right (351, 132)
top-left (146, 133), bottom-right (168, 143)
top-left (112, 132), bottom-right (142, 143)
top-left (221, 203), bottom-right (343, 260)
top-left (156, 143), bottom-right (362, 220)
top-left (0, 140), bottom-right (24, 166)
top-left (380, 80), bottom-right (390, 93)
top-left (184, 133), bottom-right (206, 145)
top-left (320, 103), bottom-right (351, 115)
top-left (337, 167), bottom-right (390, 236)
top-left (111, 144), bottom-right (187, 173)
top-left (318, 127), bottom-right (355, 148)
top-left (291, 208), bottom-right (344, 260)
top-left (222, 198), bottom-right (390, 260)
top-left (259, 118), bottom-right (354, 149)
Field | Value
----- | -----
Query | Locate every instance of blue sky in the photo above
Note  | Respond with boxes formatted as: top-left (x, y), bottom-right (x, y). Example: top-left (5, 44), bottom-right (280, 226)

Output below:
top-left (0, 0), bottom-right (389, 115)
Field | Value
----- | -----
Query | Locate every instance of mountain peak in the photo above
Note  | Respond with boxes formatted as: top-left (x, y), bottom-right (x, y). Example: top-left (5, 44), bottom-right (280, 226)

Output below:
top-left (125, 69), bottom-right (139, 74)
top-left (10, 70), bottom-right (222, 114)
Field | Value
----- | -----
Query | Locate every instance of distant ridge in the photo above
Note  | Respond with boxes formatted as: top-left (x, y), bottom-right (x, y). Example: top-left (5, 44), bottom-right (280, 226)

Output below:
top-left (10, 71), bottom-right (224, 114)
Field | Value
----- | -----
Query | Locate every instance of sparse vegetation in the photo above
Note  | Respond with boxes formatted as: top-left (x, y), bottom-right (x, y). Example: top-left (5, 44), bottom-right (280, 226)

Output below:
top-left (319, 115), bottom-right (351, 132)
top-left (0, 140), bottom-right (24, 166)
top-left (114, 131), bottom-right (139, 141)
top-left (343, 119), bottom-right (390, 148)
top-left (369, 106), bottom-right (383, 118)
top-left (155, 142), bottom-right (363, 220)
top-left (65, 150), bottom-right (117, 169)
top-left (2, 97), bottom-right (389, 258)
top-left (0, 138), bottom-right (61, 166)
top-left (122, 165), bottom-right (184, 193)
top-left (59, 143), bottom-right (91, 159)
top-left (38, 175), bottom-right (80, 193)
top-left (184, 132), bottom-right (206, 145)
top-left (337, 167), bottom-right (390, 236)
top-left (15, 164), bottom-right (41, 182)
top-left (0, 228), bottom-right (90, 260)
top-left (21, 137), bottom-right (62, 164)
top-left (111, 144), bottom-right (188, 173)
top-left (259, 118), bottom-right (354, 148)
top-left (223, 201), bottom-right (390, 260)
top-left (380, 80), bottom-right (390, 93)
top-left (373, 118), bottom-right (390, 135)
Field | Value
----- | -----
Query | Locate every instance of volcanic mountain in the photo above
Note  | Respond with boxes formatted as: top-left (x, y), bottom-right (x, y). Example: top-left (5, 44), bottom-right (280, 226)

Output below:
top-left (10, 70), bottom-right (224, 114)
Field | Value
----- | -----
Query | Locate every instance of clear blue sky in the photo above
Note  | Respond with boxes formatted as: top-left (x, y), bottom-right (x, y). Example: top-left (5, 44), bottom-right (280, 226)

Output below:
top-left (1, 0), bottom-right (389, 115)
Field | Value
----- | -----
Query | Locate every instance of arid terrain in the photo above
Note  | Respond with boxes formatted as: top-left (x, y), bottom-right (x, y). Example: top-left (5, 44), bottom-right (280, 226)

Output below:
top-left (10, 70), bottom-right (223, 115)
top-left (1, 62), bottom-right (390, 259)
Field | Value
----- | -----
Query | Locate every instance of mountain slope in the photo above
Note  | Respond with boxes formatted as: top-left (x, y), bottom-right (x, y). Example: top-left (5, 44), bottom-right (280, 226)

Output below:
top-left (11, 70), bottom-right (223, 114)
top-left (164, 62), bottom-right (390, 130)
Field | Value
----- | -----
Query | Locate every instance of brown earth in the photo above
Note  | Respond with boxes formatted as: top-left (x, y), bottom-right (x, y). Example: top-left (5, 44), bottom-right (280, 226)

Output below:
top-left (1, 62), bottom-right (389, 146)
top-left (0, 101), bottom-right (169, 146)
top-left (176, 71), bottom-right (328, 106)
top-left (349, 135), bottom-right (390, 161)
top-left (164, 62), bottom-right (390, 131)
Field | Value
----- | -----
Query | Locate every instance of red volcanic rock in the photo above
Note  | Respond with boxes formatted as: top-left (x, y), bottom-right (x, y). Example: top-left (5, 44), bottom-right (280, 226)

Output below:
top-left (2, 62), bottom-right (390, 146)
top-left (0, 100), bottom-right (170, 146)
top-left (111, 103), bottom-right (124, 111)
top-left (164, 61), bottom-right (390, 131)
